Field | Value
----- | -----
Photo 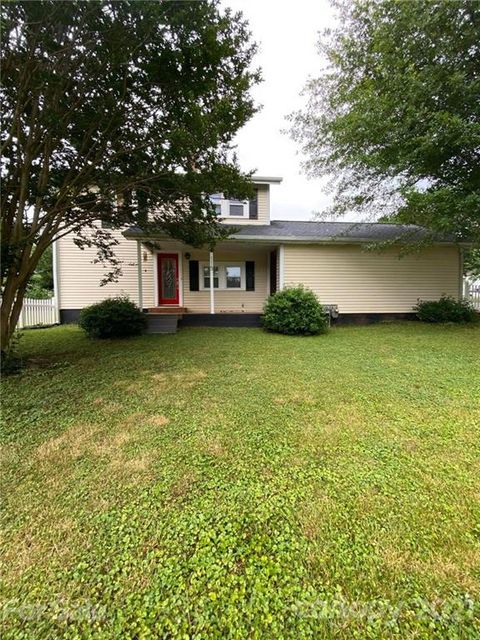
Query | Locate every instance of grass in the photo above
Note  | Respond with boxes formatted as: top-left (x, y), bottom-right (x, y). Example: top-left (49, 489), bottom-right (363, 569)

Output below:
top-left (1, 323), bottom-right (479, 639)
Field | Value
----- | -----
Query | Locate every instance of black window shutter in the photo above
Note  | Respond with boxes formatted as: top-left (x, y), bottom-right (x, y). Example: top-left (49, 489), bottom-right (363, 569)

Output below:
top-left (245, 261), bottom-right (255, 291)
top-left (189, 260), bottom-right (199, 291)
top-left (269, 251), bottom-right (277, 295)
top-left (249, 189), bottom-right (258, 219)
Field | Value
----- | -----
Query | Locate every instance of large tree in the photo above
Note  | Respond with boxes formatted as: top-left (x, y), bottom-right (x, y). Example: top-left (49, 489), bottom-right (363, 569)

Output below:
top-left (465, 249), bottom-right (480, 277)
top-left (290, 0), bottom-right (480, 242)
top-left (1, 0), bottom-right (260, 353)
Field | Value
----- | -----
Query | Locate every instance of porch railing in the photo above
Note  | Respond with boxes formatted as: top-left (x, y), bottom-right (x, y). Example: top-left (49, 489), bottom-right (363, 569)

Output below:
top-left (464, 279), bottom-right (480, 310)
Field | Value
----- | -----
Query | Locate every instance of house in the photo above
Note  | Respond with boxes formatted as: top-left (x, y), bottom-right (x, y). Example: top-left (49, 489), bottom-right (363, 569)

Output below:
top-left (55, 175), bottom-right (466, 331)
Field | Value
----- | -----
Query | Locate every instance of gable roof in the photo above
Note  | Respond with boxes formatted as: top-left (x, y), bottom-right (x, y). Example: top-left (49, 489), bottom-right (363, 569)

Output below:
top-left (124, 220), bottom-right (460, 244)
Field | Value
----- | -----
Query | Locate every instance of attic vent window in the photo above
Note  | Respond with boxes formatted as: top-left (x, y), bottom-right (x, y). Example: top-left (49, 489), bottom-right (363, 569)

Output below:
top-left (229, 202), bottom-right (245, 216)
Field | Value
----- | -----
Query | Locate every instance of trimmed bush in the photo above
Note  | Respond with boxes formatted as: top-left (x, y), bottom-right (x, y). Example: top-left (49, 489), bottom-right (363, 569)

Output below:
top-left (79, 296), bottom-right (146, 339)
top-left (262, 286), bottom-right (328, 335)
top-left (414, 295), bottom-right (478, 323)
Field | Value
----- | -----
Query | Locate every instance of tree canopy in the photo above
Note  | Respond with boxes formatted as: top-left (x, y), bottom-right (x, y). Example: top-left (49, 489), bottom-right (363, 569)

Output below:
top-left (465, 249), bottom-right (480, 277)
top-left (290, 0), bottom-right (480, 244)
top-left (1, 0), bottom-right (260, 352)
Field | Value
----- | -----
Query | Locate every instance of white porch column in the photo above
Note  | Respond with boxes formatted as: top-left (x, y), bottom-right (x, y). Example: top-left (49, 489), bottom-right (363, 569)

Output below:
top-left (209, 250), bottom-right (215, 314)
top-left (279, 244), bottom-right (285, 290)
top-left (137, 240), bottom-right (143, 310)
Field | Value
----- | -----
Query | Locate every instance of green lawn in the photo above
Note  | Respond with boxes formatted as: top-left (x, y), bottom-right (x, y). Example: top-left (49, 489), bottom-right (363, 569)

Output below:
top-left (1, 323), bottom-right (479, 639)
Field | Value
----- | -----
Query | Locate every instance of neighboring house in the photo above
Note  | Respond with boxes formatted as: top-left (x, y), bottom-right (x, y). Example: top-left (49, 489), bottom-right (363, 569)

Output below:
top-left (55, 175), bottom-right (466, 331)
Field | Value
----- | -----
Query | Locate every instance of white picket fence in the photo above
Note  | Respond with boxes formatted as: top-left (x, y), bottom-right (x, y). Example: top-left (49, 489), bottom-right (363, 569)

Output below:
top-left (464, 279), bottom-right (480, 310)
top-left (17, 297), bottom-right (59, 329)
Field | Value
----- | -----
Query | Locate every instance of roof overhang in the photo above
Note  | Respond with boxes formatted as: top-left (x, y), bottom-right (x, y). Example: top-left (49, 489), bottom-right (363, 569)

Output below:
top-left (251, 175), bottom-right (282, 185)
top-left (123, 228), bottom-right (468, 247)
top-left (226, 235), bottom-right (468, 247)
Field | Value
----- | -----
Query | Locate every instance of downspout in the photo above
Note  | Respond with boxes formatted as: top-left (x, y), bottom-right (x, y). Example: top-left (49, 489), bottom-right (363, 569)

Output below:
top-left (209, 250), bottom-right (215, 314)
top-left (137, 240), bottom-right (143, 311)
top-left (52, 238), bottom-right (60, 324)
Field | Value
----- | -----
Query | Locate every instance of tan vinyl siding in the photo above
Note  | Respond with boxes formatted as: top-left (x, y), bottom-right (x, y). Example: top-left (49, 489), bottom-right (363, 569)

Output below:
top-left (256, 184), bottom-right (270, 225)
top-left (57, 233), bottom-right (269, 313)
top-left (58, 230), bottom-right (459, 316)
top-left (56, 229), bottom-right (155, 309)
top-left (183, 247), bottom-right (269, 312)
top-left (283, 244), bottom-right (460, 313)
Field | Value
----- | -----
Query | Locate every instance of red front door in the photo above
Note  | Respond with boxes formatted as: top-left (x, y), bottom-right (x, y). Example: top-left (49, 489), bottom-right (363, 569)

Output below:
top-left (158, 253), bottom-right (179, 305)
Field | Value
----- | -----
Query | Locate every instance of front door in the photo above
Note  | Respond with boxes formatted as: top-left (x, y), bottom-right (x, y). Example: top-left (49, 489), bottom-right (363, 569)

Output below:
top-left (158, 253), bottom-right (179, 305)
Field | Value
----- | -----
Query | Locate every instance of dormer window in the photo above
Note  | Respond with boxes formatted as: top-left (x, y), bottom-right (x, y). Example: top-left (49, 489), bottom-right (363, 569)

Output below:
top-left (228, 199), bottom-right (247, 217)
top-left (209, 194), bottom-right (249, 218)
top-left (210, 193), bottom-right (222, 216)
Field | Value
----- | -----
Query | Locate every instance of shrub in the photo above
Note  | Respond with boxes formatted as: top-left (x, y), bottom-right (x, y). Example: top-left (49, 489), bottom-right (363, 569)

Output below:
top-left (79, 297), bottom-right (146, 339)
top-left (262, 286), bottom-right (328, 335)
top-left (414, 295), bottom-right (478, 323)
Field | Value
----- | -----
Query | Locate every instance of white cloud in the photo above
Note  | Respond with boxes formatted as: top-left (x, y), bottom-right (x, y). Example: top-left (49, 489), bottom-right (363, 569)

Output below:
top-left (222, 0), bottom-right (336, 220)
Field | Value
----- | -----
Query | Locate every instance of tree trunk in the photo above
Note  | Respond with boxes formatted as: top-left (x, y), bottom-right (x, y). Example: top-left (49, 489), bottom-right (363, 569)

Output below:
top-left (1, 276), bottom-right (30, 354)
top-left (1, 245), bottom-right (45, 355)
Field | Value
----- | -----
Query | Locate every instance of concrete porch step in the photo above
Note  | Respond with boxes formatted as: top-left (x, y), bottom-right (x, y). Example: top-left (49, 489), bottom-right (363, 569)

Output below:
top-left (148, 307), bottom-right (187, 314)
top-left (146, 314), bottom-right (179, 334)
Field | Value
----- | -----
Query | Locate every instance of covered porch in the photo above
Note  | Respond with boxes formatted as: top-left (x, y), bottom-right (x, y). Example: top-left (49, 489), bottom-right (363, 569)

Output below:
top-left (131, 237), bottom-right (280, 332)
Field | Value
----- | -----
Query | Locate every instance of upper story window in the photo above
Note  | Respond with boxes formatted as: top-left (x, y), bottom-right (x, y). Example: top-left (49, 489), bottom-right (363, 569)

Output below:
top-left (210, 193), bottom-right (223, 216)
top-left (209, 194), bottom-right (249, 218)
top-left (228, 200), bottom-right (247, 216)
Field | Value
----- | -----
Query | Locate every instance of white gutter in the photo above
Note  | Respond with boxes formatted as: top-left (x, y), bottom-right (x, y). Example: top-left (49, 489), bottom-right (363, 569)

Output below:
top-left (209, 250), bottom-right (215, 314)
top-left (137, 240), bottom-right (143, 310)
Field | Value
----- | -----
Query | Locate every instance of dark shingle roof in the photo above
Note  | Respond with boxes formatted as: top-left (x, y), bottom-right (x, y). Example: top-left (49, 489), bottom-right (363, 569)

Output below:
top-left (124, 220), bottom-right (457, 243)
top-left (226, 220), bottom-right (455, 243)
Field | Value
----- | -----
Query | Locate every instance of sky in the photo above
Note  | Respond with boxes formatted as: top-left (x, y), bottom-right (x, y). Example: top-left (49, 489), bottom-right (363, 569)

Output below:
top-left (222, 0), bottom-right (336, 221)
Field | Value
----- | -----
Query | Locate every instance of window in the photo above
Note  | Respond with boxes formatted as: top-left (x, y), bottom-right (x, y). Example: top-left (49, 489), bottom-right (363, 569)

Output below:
top-left (225, 266), bottom-right (241, 288)
top-left (203, 265), bottom-right (219, 289)
top-left (210, 193), bottom-right (222, 216)
top-left (200, 262), bottom-right (245, 290)
top-left (229, 201), bottom-right (246, 217)
top-left (209, 194), bottom-right (248, 218)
